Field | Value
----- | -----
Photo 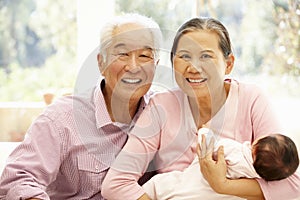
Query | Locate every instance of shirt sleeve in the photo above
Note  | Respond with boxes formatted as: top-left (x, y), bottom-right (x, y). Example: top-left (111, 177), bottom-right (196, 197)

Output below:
top-left (249, 87), bottom-right (300, 199)
top-left (0, 114), bottom-right (62, 200)
top-left (102, 100), bottom-right (162, 200)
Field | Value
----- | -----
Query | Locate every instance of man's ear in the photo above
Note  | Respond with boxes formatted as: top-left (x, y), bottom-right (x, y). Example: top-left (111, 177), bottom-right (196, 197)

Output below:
top-left (225, 54), bottom-right (234, 75)
top-left (97, 53), bottom-right (105, 75)
top-left (155, 59), bottom-right (160, 67)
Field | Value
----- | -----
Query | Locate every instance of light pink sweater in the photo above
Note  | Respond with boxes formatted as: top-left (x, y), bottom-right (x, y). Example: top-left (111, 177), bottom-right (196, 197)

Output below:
top-left (102, 79), bottom-right (300, 200)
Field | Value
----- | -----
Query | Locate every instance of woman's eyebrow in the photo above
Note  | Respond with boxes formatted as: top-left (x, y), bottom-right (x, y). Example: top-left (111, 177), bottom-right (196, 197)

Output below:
top-left (176, 49), bottom-right (190, 53)
top-left (200, 49), bottom-right (215, 54)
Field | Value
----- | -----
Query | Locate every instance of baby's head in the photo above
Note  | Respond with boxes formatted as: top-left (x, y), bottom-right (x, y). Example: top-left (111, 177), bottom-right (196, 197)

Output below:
top-left (252, 134), bottom-right (299, 181)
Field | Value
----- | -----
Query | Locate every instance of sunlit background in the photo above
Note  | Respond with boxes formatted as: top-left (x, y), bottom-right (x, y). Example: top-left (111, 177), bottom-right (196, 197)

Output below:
top-left (0, 0), bottom-right (299, 151)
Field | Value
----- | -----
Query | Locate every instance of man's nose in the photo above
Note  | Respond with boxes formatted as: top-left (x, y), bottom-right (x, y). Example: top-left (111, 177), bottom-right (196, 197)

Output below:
top-left (124, 53), bottom-right (141, 72)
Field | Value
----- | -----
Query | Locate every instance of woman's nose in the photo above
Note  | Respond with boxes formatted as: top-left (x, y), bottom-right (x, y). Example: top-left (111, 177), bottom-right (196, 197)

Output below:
top-left (188, 60), bottom-right (202, 73)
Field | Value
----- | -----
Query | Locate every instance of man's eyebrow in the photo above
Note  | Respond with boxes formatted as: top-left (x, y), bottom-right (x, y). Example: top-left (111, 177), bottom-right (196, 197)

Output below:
top-left (113, 44), bottom-right (154, 51)
top-left (143, 46), bottom-right (154, 51)
top-left (113, 43), bottom-right (126, 49)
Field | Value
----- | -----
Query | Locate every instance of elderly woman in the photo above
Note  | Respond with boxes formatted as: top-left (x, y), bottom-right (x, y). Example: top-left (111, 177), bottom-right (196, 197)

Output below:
top-left (102, 17), bottom-right (300, 200)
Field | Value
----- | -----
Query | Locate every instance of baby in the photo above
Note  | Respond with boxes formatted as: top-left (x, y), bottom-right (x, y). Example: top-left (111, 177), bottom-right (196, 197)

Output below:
top-left (142, 128), bottom-right (299, 200)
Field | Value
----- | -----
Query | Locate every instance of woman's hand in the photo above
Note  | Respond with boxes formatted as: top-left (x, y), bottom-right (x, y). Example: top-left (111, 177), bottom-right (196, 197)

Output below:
top-left (137, 193), bottom-right (152, 200)
top-left (197, 135), bottom-right (264, 199)
top-left (196, 134), bottom-right (227, 193)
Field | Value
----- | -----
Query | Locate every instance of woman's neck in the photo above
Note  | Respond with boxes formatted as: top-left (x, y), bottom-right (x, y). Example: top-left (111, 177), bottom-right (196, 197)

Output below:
top-left (189, 82), bottom-right (230, 129)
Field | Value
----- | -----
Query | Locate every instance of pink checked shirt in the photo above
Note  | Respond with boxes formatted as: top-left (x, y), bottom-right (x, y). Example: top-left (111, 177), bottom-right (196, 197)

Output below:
top-left (102, 79), bottom-right (300, 200)
top-left (0, 78), bottom-right (150, 200)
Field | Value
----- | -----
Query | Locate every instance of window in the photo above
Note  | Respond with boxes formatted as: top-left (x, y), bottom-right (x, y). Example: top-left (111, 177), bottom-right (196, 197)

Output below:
top-left (0, 0), bottom-right (299, 146)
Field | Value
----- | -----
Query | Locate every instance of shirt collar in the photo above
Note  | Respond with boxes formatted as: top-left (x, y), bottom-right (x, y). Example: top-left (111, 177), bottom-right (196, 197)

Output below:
top-left (94, 76), bottom-right (151, 129)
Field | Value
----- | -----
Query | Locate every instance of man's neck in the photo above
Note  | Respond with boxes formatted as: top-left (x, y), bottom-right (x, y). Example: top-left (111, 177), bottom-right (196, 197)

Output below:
top-left (103, 90), bottom-right (141, 124)
top-left (111, 96), bottom-right (142, 124)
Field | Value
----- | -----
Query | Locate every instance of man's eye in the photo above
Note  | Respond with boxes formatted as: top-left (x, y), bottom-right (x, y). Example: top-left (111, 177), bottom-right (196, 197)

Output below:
top-left (118, 52), bottom-right (129, 56)
top-left (140, 54), bottom-right (152, 59)
top-left (138, 54), bottom-right (154, 63)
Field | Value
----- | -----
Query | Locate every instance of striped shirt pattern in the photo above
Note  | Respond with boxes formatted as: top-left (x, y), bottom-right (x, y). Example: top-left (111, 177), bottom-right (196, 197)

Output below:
top-left (0, 79), bottom-right (149, 200)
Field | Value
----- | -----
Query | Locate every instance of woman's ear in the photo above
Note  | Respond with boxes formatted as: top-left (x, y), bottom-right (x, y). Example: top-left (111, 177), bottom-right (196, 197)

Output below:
top-left (225, 54), bottom-right (235, 75)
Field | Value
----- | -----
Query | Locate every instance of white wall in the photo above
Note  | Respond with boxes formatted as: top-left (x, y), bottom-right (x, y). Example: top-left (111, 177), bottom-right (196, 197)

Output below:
top-left (77, 0), bottom-right (115, 68)
top-left (76, 0), bottom-right (115, 94)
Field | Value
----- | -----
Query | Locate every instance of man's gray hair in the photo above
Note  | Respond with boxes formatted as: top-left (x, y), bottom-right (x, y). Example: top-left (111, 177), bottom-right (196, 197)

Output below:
top-left (99, 13), bottom-right (162, 61)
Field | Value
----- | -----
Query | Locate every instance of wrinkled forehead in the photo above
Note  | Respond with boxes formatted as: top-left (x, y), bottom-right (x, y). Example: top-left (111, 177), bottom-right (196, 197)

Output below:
top-left (110, 24), bottom-right (155, 51)
top-left (176, 30), bottom-right (220, 52)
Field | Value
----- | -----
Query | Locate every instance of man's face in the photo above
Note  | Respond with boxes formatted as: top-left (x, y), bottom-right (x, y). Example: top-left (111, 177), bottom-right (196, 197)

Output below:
top-left (99, 23), bottom-right (158, 101)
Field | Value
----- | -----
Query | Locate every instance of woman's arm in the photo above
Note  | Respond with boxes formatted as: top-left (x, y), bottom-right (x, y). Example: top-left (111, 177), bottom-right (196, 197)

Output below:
top-left (199, 144), bottom-right (300, 199)
top-left (102, 102), bottom-right (162, 200)
top-left (138, 193), bottom-right (152, 200)
top-left (249, 86), bottom-right (300, 199)
top-left (256, 171), bottom-right (300, 200)
top-left (197, 138), bottom-right (265, 199)
top-left (101, 133), bottom-right (159, 199)
top-left (214, 177), bottom-right (264, 199)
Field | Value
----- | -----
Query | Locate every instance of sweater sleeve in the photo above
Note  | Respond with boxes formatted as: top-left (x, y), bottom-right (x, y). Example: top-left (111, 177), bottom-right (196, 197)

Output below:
top-left (250, 86), bottom-right (283, 139)
top-left (102, 100), bottom-right (162, 200)
top-left (245, 85), bottom-right (300, 199)
top-left (257, 170), bottom-right (300, 200)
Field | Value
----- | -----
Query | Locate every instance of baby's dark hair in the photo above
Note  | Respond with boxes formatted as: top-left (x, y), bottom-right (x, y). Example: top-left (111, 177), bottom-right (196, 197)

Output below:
top-left (252, 134), bottom-right (299, 181)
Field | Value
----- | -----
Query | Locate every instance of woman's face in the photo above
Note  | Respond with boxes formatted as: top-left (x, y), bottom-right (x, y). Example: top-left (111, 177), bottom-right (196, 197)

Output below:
top-left (173, 30), bottom-right (234, 98)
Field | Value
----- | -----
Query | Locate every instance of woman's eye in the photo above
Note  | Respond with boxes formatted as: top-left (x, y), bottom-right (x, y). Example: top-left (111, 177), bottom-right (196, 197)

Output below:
top-left (179, 54), bottom-right (191, 59)
top-left (200, 54), bottom-right (212, 59)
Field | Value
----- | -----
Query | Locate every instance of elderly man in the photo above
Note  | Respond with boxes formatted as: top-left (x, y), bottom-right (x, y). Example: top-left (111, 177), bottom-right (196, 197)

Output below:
top-left (0, 13), bottom-right (162, 199)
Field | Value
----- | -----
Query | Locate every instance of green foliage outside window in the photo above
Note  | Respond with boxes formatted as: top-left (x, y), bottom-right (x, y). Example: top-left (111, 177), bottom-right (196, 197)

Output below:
top-left (0, 0), bottom-right (299, 101)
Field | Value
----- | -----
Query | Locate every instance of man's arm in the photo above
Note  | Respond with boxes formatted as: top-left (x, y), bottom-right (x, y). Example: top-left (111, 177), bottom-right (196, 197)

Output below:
top-left (0, 115), bottom-right (60, 199)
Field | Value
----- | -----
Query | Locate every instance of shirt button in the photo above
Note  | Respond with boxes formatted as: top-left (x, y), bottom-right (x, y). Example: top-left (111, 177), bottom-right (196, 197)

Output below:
top-left (95, 165), bottom-right (99, 172)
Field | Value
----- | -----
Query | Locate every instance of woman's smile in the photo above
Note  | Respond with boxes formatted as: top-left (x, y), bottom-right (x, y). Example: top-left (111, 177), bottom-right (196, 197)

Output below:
top-left (186, 77), bottom-right (207, 84)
